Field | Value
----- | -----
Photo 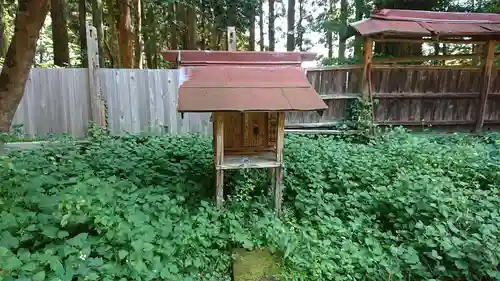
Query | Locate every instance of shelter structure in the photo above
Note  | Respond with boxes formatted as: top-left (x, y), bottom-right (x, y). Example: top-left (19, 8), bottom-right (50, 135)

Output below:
top-left (348, 9), bottom-right (500, 133)
top-left (162, 50), bottom-right (328, 215)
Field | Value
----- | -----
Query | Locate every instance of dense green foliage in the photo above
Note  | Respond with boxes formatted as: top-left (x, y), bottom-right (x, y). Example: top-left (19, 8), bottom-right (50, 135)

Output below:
top-left (0, 131), bottom-right (499, 280)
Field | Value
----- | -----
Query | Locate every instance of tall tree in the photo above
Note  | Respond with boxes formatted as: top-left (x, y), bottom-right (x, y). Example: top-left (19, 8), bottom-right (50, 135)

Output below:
top-left (186, 4), bottom-right (197, 49)
top-left (79, 0), bottom-right (87, 67)
top-left (286, 0), bottom-right (295, 51)
top-left (249, 12), bottom-right (256, 51)
top-left (296, 0), bottom-right (305, 51)
top-left (133, 0), bottom-right (143, 67)
top-left (353, 0), bottom-right (364, 58)
top-left (259, 0), bottom-right (264, 50)
top-left (51, 0), bottom-right (70, 66)
top-left (105, 0), bottom-right (120, 67)
top-left (338, 0), bottom-right (348, 60)
top-left (0, 0), bottom-right (5, 59)
top-left (118, 0), bottom-right (133, 67)
top-left (0, 0), bottom-right (50, 131)
top-left (268, 0), bottom-right (275, 51)
top-left (325, 0), bottom-right (333, 58)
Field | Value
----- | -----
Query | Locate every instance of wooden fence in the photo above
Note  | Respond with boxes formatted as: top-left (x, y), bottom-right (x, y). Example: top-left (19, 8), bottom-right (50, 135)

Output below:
top-left (10, 65), bottom-right (500, 138)
top-left (293, 65), bottom-right (500, 132)
top-left (12, 68), bottom-right (212, 138)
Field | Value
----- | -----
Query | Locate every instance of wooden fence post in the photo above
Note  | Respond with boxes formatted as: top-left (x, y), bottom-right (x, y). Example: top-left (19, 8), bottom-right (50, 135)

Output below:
top-left (475, 40), bottom-right (496, 134)
top-left (86, 23), bottom-right (105, 128)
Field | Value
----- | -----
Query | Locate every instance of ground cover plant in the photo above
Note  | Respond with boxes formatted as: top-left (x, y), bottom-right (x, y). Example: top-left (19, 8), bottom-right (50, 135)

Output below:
top-left (0, 129), bottom-right (499, 281)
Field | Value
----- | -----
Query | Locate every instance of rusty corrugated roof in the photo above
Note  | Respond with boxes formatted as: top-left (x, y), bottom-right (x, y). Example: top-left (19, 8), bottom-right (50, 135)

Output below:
top-left (177, 66), bottom-right (328, 112)
top-left (351, 9), bottom-right (500, 38)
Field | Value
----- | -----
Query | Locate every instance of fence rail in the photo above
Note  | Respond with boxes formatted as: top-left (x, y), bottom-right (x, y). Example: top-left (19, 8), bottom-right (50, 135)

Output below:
top-left (10, 65), bottom-right (500, 138)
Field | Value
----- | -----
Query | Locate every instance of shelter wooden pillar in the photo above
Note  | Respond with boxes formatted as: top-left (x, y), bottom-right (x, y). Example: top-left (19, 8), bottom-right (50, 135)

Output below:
top-left (360, 38), bottom-right (373, 101)
top-left (274, 112), bottom-right (285, 216)
top-left (214, 113), bottom-right (224, 208)
top-left (475, 40), bottom-right (496, 134)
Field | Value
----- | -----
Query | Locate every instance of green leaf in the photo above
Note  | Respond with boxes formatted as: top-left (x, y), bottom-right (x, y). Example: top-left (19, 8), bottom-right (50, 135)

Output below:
top-left (57, 231), bottom-right (69, 239)
top-left (118, 250), bottom-right (128, 260)
top-left (33, 271), bottom-right (46, 281)
top-left (42, 226), bottom-right (59, 239)
top-left (455, 260), bottom-right (469, 270)
top-left (49, 257), bottom-right (65, 276)
top-left (5, 256), bottom-right (22, 270)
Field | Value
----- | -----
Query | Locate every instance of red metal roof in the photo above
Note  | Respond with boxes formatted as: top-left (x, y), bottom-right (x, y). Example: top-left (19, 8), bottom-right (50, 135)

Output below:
top-left (162, 50), bottom-right (317, 67)
top-left (177, 66), bottom-right (328, 112)
top-left (351, 9), bottom-right (500, 38)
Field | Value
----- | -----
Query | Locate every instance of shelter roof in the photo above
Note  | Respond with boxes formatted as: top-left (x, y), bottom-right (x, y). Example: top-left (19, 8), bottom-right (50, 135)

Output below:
top-left (162, 50), bottom-right (327, 113)
top-left (350, 9), bottom-right (500, 39)
top-left (176, 66), bottom-right (328, 112)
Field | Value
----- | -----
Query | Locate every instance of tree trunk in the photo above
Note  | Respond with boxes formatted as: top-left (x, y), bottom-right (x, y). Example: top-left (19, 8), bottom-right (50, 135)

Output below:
top-left (118, 0), bottom-right (133, 68)
top-left (286, 0), bottom-right (295, 51)
top-left (186, 5), bottom-right (196, 50)
top-left (0, 0), bottom-right (5, 59)
top-left (91, 0), bottom-right (105, 67)
top-left (268, 0), bottom-right (275, 51)
top-left (133, 0), bottom-right (142, 68)
top-left (326, 0), bottom-right (333, 59)
top-left (79, 0), bottom-right (87, 67)
top-left (249, 13), bottom-right (255, 51)
top-left (0, 0), bottom-right (50, 131)
top-left (354, 0), bottom-right (363, 58)
top-left (51, 0), bottom-right (70, 67)
top-left (296, 0), bottom-right (304, 51)
top-left (338, 0), bottom-right (348, 60)
top-left (258, 0), bottom-right (264, 51)
top-left (105, 0), bottom-right (120, 67)
top-left (168, 2), bottom-right (177, 50)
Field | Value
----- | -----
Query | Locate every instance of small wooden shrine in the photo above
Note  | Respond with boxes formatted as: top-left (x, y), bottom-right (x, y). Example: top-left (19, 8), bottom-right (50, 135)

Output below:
top-left (162, 50), bottom-right (328, 215)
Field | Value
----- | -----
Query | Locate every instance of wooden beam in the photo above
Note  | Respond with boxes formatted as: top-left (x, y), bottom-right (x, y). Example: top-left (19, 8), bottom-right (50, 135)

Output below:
top-left (373, 93), bottom-right (490, 99)
top-left (373, 37), bottom-right (487, 45)
top-left (274, 112), bottom-right (285, 216)
top-left (214, 113), bottom-right (224, 208)
top-left (374, 52), bottom-right (500, 64)
top-left (285, 129), bottom-right (360, 135)
top-left (475, 40), bottom-right (497, 133)
top-left (86, 24), bottom-right (105, 127)
top-left (320, 93), bottom-right (360, 100)
top-left (360, 38), bottom-right (373, 101)
top-left (377, 119), bottom-right (500, 126)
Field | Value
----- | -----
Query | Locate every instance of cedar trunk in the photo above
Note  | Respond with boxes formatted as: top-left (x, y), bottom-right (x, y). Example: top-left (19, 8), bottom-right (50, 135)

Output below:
top-left (51, 0), bottom-right (70, 66)
top-left (79, 0), bottom-right (87, 67)
top-left (258, 0), bottom-right (264, 51)
top-left (249, 14), bottom-right (255, 51)
top-left (0, 0), bottom-right (50, 131)
top-left (105, 0), bottom-right (120, 67)
top-left (186, 5), bottom-right (196, 50)
top-left (286, 0), bottom-right (295, 51)
top-left (118, 0), bottom-right (133, 68)
top-left (268, 0), bottom-right (275, 51)
top-left (0, 0), bottom-right (4, 58)
top-left (338, 0), bottom-right (348, 60)
top-left (133, 0), bottom-right (143, 68)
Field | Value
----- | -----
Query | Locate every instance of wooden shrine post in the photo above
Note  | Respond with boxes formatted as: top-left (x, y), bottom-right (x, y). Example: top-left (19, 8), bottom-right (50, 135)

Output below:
top-left (475, 40), bottom-right (496, 133)
top-left (214, 26), bottom-right (237, 208)
top-left (86, 23), bottom-right (106, 127)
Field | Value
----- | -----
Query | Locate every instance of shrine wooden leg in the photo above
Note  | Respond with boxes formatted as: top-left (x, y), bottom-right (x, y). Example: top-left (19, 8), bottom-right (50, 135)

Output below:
top-left (274, 166), bottom-right (283, 216)
top-left (216, 169), bottom-right (224, 208)
top-left (214, 112), bottom-right (224, 208)
top-left (274, 112), bottom-right (285, 216)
